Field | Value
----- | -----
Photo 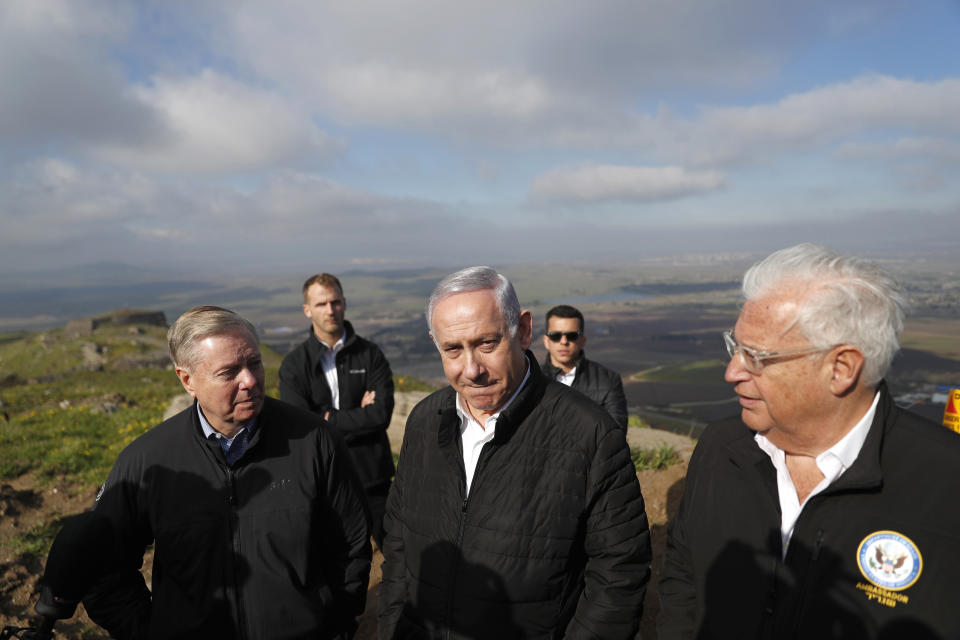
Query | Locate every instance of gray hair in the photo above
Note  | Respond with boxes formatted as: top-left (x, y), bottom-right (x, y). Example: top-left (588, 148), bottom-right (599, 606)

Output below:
top-left (426, 266), bottom-right (521, 336)
top-left (168, 305), bottom-right (259, 369)
top-left (742, 243), bottom-right (907, 386)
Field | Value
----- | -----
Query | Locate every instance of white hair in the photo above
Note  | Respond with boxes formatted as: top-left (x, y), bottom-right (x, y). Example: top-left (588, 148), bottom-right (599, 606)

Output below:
top-left (168, 306), bottom-right (259, 369)
top-left (743, 243), bottom-right (907, 386)
top-left (426, 266), bottom-right (521, 336)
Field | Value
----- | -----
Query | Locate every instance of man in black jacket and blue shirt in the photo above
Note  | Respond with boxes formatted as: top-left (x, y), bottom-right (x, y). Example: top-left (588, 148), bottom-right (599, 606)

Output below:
top-left (84, 305), bottom-right (371, 640)
top-left (658, 244), bottom-right (960, 639)
top-left (379, 266), bottom-right (650, 639)
top-left (279, 273), bottom-right (395, 548)
top-left (541, 304), bottom-right (629, 429)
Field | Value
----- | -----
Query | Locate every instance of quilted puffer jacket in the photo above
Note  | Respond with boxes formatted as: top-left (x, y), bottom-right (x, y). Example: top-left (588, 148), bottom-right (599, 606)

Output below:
top-left (379, 351), bottom-right (651, 639)
top-left (541, 351), bottom-right (628, 429)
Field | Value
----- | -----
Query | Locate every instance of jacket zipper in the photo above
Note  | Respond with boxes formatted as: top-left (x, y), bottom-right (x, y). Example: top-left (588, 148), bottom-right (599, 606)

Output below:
top-left (225, 467), bottom-right (248, 640)
top-left (443, 492), bottom-right (470, 640)
top-left (443, 440), bottom-right (494, 639)
top-left (789, 528), bottom-right (825, 638)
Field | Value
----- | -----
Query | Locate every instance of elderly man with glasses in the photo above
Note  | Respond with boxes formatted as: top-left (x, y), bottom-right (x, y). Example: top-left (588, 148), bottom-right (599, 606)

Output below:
top-left (658, 244), bottom-right (960, 640)
top-left (540, 304), bottom-right (629, 429)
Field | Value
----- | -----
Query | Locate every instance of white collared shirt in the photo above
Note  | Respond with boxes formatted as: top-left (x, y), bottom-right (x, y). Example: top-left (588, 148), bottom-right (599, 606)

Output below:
top-left (319, 335), bottom-right (345, 409)
top-left (456, 362), bottom-right (531, 496)
top-left (556, 365), bottom-right (576, 387)
top-left (755, 391), bottom-right (880, 557)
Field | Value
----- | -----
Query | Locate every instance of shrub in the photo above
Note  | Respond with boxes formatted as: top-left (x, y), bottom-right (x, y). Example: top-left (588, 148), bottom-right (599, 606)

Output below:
top-left (631, 444), bottom-right (680, 471)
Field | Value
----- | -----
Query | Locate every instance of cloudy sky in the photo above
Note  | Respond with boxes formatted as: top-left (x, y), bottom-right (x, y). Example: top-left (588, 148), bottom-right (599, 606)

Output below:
top-left (3, 1), bottom-right (959, 275)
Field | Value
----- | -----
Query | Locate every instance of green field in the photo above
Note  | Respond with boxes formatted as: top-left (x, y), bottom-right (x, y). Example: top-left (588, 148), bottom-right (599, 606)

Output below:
top-left (0, 324), bottom-right (435, 488)
top-left (631, 359), bottom-right (728, 383)
top-left (900, 319), bottom-right (960, 360)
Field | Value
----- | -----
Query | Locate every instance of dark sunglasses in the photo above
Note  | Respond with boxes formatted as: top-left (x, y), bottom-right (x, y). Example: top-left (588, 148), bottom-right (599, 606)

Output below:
top-left (546, 331), bottom-right (581, 342)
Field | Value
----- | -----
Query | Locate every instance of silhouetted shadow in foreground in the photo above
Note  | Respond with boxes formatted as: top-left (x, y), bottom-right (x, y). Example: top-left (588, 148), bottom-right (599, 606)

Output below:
top-left (390, 541), bottom-right (523, 639)
top-left (698, 534), bottom-right (938, 640)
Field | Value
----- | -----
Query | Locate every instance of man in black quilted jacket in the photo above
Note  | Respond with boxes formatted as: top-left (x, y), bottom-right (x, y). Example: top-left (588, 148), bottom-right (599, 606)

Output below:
top-left (540, 304), bottom-right (628, 429)
top-left (379, 266), bottom-right (651, 639)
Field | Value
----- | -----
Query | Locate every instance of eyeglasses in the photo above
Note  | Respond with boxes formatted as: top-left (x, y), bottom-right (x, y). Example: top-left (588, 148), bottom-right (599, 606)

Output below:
top-left (546, 331), bottom-right (581, 343)
top-left (723, 330), bottom-right (833, 374)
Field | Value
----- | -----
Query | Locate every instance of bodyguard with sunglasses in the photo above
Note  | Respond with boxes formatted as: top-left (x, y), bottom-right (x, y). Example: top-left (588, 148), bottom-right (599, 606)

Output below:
top-left (658, 244), bottom-right (960, 640)
top-left (540, 305), bottom-right (629, 429)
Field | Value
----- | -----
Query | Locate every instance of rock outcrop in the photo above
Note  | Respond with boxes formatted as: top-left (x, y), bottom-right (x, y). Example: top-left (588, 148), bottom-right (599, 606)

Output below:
top-left (66, 309), bottom-right (167, 337)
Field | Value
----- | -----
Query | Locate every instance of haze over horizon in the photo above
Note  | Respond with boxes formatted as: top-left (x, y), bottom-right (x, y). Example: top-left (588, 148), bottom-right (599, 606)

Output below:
top-left (3, 1), bottom-right (960, 275)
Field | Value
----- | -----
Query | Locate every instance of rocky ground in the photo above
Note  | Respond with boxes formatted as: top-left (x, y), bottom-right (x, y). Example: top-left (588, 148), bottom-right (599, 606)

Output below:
top-left (1, 392), bottom-right (694, 639)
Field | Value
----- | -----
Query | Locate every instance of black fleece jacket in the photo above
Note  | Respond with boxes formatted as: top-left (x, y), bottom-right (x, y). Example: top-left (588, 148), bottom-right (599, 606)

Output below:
top-left (279, 320), bottom-right (395, 489)
top-left (541, 351), bottom-right (629, 429)
top-left (84, 397), bottom-right (371, 640)
top-left (659, 385), bottom-right (960, 640)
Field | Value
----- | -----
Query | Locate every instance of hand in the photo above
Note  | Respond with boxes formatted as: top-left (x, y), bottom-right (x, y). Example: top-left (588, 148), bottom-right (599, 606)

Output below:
top-left (361, 390), bottom-right (376, 407)
top-left (323, 411), bottom-right (330, 421)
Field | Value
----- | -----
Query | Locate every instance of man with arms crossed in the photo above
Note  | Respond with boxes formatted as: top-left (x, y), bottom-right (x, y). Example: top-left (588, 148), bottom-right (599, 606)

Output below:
top-left (659, 244), bottom-right (960, 639)
top-left (379, 266), bottom-right (650, 639)
top-left (280, 273), bottom-right (395, 548)
top-left (84, 306), bottom-right (371, 639)
top-left (541, 304), bottom-right (629, 429)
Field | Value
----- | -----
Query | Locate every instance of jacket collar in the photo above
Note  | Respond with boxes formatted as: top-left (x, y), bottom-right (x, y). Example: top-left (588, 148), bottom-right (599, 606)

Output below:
top-left (820, 383), bottom-right (891, 494)
top-left (437, 350), bottom-right (547, 450)
top-left (190, 397), bottom-right (271, 464)
top-left (494, 351), bottom-right (547, 444)
top-left (725, 383), bottom-right (892, 496)
top-left (306, 319), bottom-right (356, 360)
top-left (540, 350), bottom-right (586, 381)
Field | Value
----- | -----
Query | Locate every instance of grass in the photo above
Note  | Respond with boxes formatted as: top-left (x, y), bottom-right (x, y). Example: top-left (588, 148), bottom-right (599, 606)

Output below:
top-left (631, 359), bottom-right (727, 383)
top-left (628, 415), bottom-right (651, 429)
top-left (631, 444), bottom-right (681, 471)
top-left (0, 385), bottom-right (177, 485)
top-left (394, 374), bottom-right (437, 393)
top-left (0, 325), bottom-right (171, 380)
top-left (0, 321), bottom-right (435, 489)
top-left (7, 517), bottom-right (63, 558)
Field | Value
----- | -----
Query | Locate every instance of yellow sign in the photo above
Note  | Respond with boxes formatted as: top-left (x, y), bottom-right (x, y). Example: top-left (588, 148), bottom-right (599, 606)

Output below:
top-left (943, 388), bottom-right (960, 434)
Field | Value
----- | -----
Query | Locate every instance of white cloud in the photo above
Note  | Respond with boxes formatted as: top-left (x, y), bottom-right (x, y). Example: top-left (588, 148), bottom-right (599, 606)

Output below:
top-left (4, 160), bottom-right (163, 244)
top-left (91, 70), bottom-right (340, 173)
top-left (215, 0), bottom-right (892, 138)
top-left (0, 161), bottom-right (468, 270)
top-left (837, 137), bottom-right (960, 163)
top-left (322, 65), bottom-right (551, 126)
top-left (1, 0), bottom-right (128, 41)
top-left (3, 0), bottom-right (958, 274)
top-left (0, 0), bottom-right (162, 149)
top-left (207, 0), bottom-right (959, 169)
top-left (660, 76), bottom-right (960, 166)
top-left (529, 165), bottom-right (723, 204)
top-left (0, 2), bottom-right (340, 175)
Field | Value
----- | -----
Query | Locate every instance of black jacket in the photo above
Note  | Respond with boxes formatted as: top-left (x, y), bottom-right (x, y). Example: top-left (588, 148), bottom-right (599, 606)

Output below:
top-left (84, 397), bottom-right (372, 640)
top-left (658, 385), bottom-right (960, 640)
top-left (379, 352), bottom-right (651, 639)
top-left (279, 321), bottom-right (395, 489)
top-left (541, 351), bottom-right (628, 429)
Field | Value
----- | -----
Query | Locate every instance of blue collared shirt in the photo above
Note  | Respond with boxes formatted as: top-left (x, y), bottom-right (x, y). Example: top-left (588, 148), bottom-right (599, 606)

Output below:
top-left (197, 404), bottom-right (258, 464)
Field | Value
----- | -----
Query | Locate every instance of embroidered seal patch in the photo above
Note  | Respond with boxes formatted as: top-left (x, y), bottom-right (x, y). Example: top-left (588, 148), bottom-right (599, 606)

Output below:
top-left (857, 530), bottom-right (922, 591)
